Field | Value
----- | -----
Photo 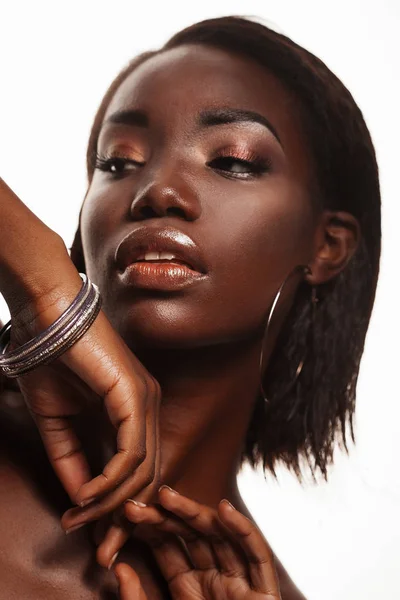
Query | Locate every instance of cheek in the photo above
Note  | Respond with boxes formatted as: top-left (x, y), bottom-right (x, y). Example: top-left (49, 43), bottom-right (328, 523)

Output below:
top-left (206, 184), bottom-right (314, 324)
top-left (80, 182), bottom-right (127, 281)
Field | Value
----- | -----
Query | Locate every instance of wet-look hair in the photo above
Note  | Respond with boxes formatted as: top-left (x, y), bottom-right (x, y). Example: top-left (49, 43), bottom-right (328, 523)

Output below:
top-left (70, 16), bottom-right (381, 483)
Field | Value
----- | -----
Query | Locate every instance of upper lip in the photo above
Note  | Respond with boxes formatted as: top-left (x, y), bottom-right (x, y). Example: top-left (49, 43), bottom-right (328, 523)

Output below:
top-left (115, 225), bottom-right (208, 274)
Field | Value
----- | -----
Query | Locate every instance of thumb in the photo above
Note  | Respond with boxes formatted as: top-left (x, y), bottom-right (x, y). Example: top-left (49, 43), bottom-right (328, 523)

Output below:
top-left (115, 563), bottom-right (148, 600)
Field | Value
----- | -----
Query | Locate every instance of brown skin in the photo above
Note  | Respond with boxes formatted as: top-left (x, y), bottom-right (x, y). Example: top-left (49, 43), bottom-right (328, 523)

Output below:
top-left (116, 487), bottom-right (283, 599)
top-left (0, 43), bottom-right (359, 598)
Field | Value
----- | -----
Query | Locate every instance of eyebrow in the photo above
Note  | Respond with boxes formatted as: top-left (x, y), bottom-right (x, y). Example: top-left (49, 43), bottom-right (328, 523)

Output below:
top-left (198, 108), bottom-right (282, 146)
top-left (103, 109), bottom-right (149, 129)
top-left (102, 107), bottom-right (282, 147)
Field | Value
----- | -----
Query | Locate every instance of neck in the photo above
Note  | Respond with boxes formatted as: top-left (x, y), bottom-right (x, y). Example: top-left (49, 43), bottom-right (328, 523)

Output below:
top-left (135, 337), bottom-right (264, 509)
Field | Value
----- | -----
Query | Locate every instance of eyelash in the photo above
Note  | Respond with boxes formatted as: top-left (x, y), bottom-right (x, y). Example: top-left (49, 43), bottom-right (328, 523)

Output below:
top-left (94, 154), bottom-right (141, 177)
top-left (208, 150), bottom-right (271, 179)
top-left (94, 150), bottom-right (271, 180)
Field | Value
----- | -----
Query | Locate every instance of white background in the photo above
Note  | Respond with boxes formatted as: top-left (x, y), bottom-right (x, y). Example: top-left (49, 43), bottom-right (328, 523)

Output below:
top-left (1, 2), bottom-right (399, 598)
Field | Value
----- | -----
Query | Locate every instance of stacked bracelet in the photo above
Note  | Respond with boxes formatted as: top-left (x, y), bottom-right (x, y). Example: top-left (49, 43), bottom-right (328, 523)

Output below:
top-left (0, 273), bottom-right (102, 378)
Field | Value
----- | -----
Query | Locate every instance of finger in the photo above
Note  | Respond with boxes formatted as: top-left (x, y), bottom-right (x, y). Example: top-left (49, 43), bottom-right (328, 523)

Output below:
top-left (34, 413), bottom-right (92, 504)
top-left (96, 497), bottom-right (191, 570)
top-left (62, 400), bottom-right (158, 529)
top-left (61, 448), bottom-right (157, 531)
top-left (114, 563), bottom-right (148, 600)
top-left (96, 500), bottom-right (194, 568)
top-left (158, 487), bottom-right (246, 576)
top-left (125, 501), bottom-right (194, 537)
top-left (100, 503), bottom-right (206, 595)
top-left (96, 523), bottom-right (130, 569)
top-left (59, 314), bottom-right (151, 505)
top-left (75, 400), bottom-right (146, 507)
top-left (75, 369), bottom-right (160, 507)
top-left (95, 501), bottom-right (160, 569)
top-left (146, 534), bottom-right (196, 590)
top-left (92, 514), bottom-right (114, 547)
top-left (125, 502), bottom-right (216, 574)
top-left (218, 499), bottom-right (281, 596)
top-left (18, 369), bottom-right (93, 505)
top-left (132, 525), bottom-right (195, 588)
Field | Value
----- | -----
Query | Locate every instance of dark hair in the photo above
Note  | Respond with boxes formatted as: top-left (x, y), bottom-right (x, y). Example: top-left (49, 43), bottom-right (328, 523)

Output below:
top-left (70, 15), bottom-right (381, 483)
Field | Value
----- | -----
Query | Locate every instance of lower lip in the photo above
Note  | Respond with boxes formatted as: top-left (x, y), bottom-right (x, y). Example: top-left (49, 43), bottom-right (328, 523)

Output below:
top-left (118, 262), bottom-right (207, 290)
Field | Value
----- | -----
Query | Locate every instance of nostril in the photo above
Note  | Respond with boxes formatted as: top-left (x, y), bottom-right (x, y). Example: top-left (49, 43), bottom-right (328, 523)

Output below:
top-left (137, 205), bottom-right (187, 219)
top-left (167, 207), bottom-right (186, 218)
top-left (140, 206), bottom-right (157, 218)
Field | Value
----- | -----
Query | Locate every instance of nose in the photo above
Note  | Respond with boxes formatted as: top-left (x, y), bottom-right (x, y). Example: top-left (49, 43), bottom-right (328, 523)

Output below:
top-left (130, 168), bottom-right (202, 222)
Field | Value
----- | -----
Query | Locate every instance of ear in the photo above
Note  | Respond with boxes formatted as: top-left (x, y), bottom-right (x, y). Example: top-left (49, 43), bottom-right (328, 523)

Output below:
top-left (307, 210), bottom-right (361, 285)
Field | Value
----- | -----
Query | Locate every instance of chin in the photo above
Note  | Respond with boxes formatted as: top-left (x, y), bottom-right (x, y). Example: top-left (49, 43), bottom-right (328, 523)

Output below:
top-left (101, 289), bottom-right (262, 351)
top-left (103, 297), bottom-right (212, 350)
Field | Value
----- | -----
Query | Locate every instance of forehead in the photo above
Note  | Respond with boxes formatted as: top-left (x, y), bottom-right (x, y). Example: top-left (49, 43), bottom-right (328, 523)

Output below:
top-left (104, 44), bottom-right (302, 142)
top-left (102, 44), bottom-right (314, 185)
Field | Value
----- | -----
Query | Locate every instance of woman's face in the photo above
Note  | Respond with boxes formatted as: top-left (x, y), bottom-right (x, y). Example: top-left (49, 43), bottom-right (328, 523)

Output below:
top-left (81, 44), bottom-right (318, 349)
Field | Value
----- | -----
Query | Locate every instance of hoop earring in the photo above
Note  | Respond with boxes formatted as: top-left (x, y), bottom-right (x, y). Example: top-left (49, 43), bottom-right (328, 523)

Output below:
top-left (259, 264), bottom-right (318, 404)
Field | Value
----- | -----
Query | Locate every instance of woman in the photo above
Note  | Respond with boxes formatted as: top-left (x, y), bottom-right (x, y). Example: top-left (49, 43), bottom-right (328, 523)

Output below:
top-left (0, 15), bottom-right (381, 599)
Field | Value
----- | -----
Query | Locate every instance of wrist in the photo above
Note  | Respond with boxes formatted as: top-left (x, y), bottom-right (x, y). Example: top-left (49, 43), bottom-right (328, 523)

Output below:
top-left (2, 233), bottom-right (75, 304)
top-left (4, 240), bottom-right (85, 344)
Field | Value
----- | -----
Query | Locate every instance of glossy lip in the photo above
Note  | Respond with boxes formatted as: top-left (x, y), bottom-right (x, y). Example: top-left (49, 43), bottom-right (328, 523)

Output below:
top-left (119, 261), bottom-right (207, 291)
top-left (115, 225), bottom-right (208, 275)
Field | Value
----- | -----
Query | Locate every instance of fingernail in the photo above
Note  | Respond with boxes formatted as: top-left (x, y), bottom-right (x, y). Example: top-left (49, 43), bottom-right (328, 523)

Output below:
top-left (108, 552), bottom-right (119, 570)
top-left (126, 499), bottom-right (147, 508)
top-left (221, 499), bottom-right (236, 510)
top-left (79, 497), bottom-right (95, 508)
top-left (159, 484), bottom-right (178, 495)
top-left (65, 522), bottom-right (86, 535)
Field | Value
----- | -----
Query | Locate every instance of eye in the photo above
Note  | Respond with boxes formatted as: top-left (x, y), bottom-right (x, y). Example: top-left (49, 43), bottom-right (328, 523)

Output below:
top-left (94, 153), bottom-right (144, 177)
top-left (207, 154), bottom-right (271, 180)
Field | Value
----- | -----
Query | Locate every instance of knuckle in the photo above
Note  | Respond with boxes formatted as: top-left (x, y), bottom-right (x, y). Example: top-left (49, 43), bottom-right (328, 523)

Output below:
top-left (149, 376), bottom-right (161, 400)
top-left (133, 374), bottom-right (148, 397)
top-left (102, 370), bottom-right (122, 401)
top-left (135, 445), bottom-right (147, 465)
top-left (52, 446), bottom-right (83, 462)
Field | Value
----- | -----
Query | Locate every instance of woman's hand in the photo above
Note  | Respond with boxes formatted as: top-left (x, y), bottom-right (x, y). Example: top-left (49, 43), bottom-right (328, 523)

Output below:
top-left (5, 264), bottom-right (161, 533)
top-left (0, 178), bottom-right (162, 531)
top-left (114, 486), bottom-right (282, 599)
